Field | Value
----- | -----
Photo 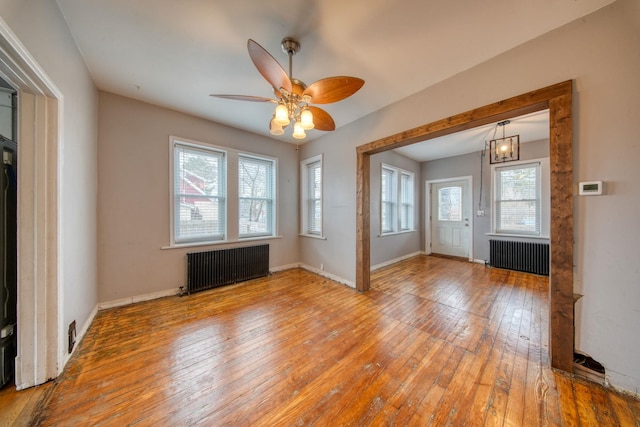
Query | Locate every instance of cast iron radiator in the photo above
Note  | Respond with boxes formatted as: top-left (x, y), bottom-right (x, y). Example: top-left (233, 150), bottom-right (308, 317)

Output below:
top-left (186, 244), bottom-right (269, 293)
top-left (489, 240), bottom-right (549, 276)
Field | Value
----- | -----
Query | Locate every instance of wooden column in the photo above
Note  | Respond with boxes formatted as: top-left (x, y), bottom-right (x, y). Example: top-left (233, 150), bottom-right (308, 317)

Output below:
top-left (356, 150), bottom-right (370, 292)
top-left (548, 89), bottom-right (574, 372)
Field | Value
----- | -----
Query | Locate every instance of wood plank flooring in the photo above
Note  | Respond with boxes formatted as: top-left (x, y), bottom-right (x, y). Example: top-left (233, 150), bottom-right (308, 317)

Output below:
top-left (8, 255), bottom-right (640, 425)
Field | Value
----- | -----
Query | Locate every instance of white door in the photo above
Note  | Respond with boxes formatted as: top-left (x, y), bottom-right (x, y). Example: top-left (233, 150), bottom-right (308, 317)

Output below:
top-left (430, 179), bottom-right (471, 258)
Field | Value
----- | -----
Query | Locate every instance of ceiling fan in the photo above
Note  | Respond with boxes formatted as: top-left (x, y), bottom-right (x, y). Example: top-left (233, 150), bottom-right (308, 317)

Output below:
top-left (210, 37), bottom-right (365, 140)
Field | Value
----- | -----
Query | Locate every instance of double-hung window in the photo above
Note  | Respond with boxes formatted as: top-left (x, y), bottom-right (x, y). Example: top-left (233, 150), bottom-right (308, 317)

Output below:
top-left (494, 161), bottom-right (542, 235)
top-left (300, 155), bottom-right (323, 236)
top-left (238, 154), bottom-right (276, 238)
top-left (381, 164), bottom-right (415, 234)
top-left (172, 140), bottom-right (226, 243)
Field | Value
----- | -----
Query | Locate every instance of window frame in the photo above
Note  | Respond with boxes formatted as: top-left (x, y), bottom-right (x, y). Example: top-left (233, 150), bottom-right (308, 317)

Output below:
top-left (300, 154), bottom-right (324, 238)
top-left (238, 153), bottom-right (277, 239)
top-left (168, 136), bottom-right (280, 248)
top-left (491, 158), bottom-right (550, 238)
top-left (380, 163), bottom-right (415, 236)
top-left (170, 137), bottom-right (227, 245)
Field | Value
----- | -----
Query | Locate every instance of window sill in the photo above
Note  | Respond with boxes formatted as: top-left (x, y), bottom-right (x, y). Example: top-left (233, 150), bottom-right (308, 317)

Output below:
top-left (162, 235), bottom-right (283, 250)
top-left (299, 233), bottom-right (326, 240)
top-left (378, 229), bottom-right (416, 237)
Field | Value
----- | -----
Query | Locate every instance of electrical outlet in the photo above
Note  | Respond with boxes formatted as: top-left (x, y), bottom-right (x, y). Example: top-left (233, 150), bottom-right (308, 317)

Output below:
top-left (477, 210), bottom-right (485, 217)
top-left (68, 320), bottom-right (77, 354)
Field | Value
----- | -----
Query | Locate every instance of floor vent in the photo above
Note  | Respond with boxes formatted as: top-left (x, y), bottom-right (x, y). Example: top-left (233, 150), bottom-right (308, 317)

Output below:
top-left (186, 244), bottom-right (269, 294)
top-left (489, 239), bottom-right (549, 276)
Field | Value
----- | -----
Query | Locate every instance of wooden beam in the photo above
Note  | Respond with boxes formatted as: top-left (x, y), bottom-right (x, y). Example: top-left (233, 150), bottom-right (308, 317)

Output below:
top-left (356, 151), bottom-right (370, 292)
top-left (355, 80), bottom-right (574, 372)
top-left (548, 88), bottom-right (574, 372)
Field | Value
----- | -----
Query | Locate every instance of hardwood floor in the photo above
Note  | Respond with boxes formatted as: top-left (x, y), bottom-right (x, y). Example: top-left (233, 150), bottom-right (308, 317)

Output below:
top-left (5, 255), bottom-right (639, 425)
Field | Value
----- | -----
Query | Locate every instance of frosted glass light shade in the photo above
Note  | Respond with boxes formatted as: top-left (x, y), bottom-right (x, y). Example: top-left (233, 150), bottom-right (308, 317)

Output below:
top-left (300, 108), bottom-right (314, 130)
top-left (292, 121), bottom-right (306, 139)
top-left (274, 103), bottom-right (290, 126)
top-left (269, 118), bottom-right (284, 135)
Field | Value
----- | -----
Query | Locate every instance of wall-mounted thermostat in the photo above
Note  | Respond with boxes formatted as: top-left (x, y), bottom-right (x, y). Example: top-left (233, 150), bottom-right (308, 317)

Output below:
top-left (579, 181), bottom-right (604, 195)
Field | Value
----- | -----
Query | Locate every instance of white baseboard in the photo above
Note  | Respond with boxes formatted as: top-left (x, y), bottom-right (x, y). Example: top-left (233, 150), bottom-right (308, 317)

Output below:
top-left (370, 251), bottom-right (423, 271)
top-left (62, 304), bottom-right (99, 368)
top-left (98, 287), bottom-right (181, 310)
top-left (299, 263), bottom-right (355, 288)
top-left (270, 263), bottom-right (301, 273)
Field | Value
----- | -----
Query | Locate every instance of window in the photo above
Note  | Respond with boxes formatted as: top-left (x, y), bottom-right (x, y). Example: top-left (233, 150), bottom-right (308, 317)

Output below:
top-left (381, 164), bottom-right (415, 234)
top-left (399, 172), bottom-right (414, 230)
top-left (300, 155), bottom-right (323, 236)
top-left (381, 166), bottom-right (396, 233)
top-left (238, 154), bottom-right (276, 238)
top-left (172, 141), bottom-right (226, 243)
top-left (170, 137), bottom-right (278, 246)
top-left (494, 162), bottom-right (541, 235)
top-left (438, 186), bottom-right (462, 222)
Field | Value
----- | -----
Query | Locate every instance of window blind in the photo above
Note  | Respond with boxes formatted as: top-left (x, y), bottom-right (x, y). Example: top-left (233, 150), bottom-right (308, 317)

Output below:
top-left (238, 154), bottom-right (276, 238)
top-left (173, 142), bottom-right (226, 242)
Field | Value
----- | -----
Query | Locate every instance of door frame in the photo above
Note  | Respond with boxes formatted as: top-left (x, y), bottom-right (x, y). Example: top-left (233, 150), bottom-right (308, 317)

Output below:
top-left (356, 81), bottom-right (573, 372)
top-left (425, 176), bottom-right (473, 261)
top-left (0, 20), bottom-right (61, 389)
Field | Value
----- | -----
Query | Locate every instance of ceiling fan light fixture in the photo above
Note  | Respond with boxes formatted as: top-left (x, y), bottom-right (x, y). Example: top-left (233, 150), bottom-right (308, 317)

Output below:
top-left (274, 103), bottom-right (290, 126)
top-left (300, 107), bottom-right (314, 130)
top-left (292, 121), bottom-right (306, 139)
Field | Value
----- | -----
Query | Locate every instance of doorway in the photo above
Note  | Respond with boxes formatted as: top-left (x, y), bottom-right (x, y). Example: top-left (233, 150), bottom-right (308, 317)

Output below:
top-left (0, 21), bottom-right (61, 390)
top-left (426, 177), bottom-right (472, 260)
top-left (0, 79), bottom-right (16, 388)
top-left (356, 81), bottom-right (573, 372)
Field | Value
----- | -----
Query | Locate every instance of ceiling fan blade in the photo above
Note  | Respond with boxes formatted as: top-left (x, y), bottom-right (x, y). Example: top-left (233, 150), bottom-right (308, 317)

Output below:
top-left (309, 106), bottom-right (336, 131)
top-left (247, 39), bottom-right (292, 94)
top-left (209, 94), bottom-right (276, 103)
top-left (303, 76), bottom-right (364, 104)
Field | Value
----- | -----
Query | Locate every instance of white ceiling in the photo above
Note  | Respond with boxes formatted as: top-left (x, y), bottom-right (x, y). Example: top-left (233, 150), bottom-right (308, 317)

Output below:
top-left (56, 0), bottom-right (611, 151)
top-left (395, 109), bottom-right (550, 162)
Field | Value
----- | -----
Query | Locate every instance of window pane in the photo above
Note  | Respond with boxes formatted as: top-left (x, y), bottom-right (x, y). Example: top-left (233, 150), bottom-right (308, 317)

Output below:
top-left (400, 173), bottom-right (413, 230)
top-left (239, 155), bottom-right (275, 237)
top-left (495, 164), bottom-right (541, 235)
top-left (438, 186), bottom-right (462, 221)
top-left (174, 144), bottom-right (225, 242)
top-left (381, 168), bottom-right (396, 233)
top-left (307, 161), bottom-right (322, 234)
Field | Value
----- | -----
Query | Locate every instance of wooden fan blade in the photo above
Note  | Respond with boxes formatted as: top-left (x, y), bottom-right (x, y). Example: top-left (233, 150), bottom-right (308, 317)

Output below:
top-left (247, 39), bottom-right (292, 93)
top-left (210, 94), bottom-right (276, 103)
top-left (303, 76), bottom-right (364, 104)
top-left (309, 106), bottom-right (335, 131)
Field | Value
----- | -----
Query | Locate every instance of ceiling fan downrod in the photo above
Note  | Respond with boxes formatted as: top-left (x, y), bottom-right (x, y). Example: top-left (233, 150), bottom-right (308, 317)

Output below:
top-left (281, 37), bottom-right (300, 80)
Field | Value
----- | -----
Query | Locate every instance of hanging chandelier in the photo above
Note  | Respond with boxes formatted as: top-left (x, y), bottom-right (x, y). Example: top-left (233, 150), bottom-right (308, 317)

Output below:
top-left (489, 120), bottom-right (520, 164)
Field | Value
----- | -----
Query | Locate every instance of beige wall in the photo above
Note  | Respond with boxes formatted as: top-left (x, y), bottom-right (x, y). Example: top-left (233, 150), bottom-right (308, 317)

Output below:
top-left (97, 92), bottom-right (300, 302)
top-left (300, 0), bottom-right (640, 393)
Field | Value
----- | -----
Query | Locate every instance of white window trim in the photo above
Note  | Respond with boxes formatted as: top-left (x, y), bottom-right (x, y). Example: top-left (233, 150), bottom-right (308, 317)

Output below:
top-left (300, 154), bottom-right (325, 239)
top-left (490, 157), bottom-right (550, 238)
top-left (166, 136), bottom-right (280, 249)
top-left (380, 163), bottom-right (416, 236)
